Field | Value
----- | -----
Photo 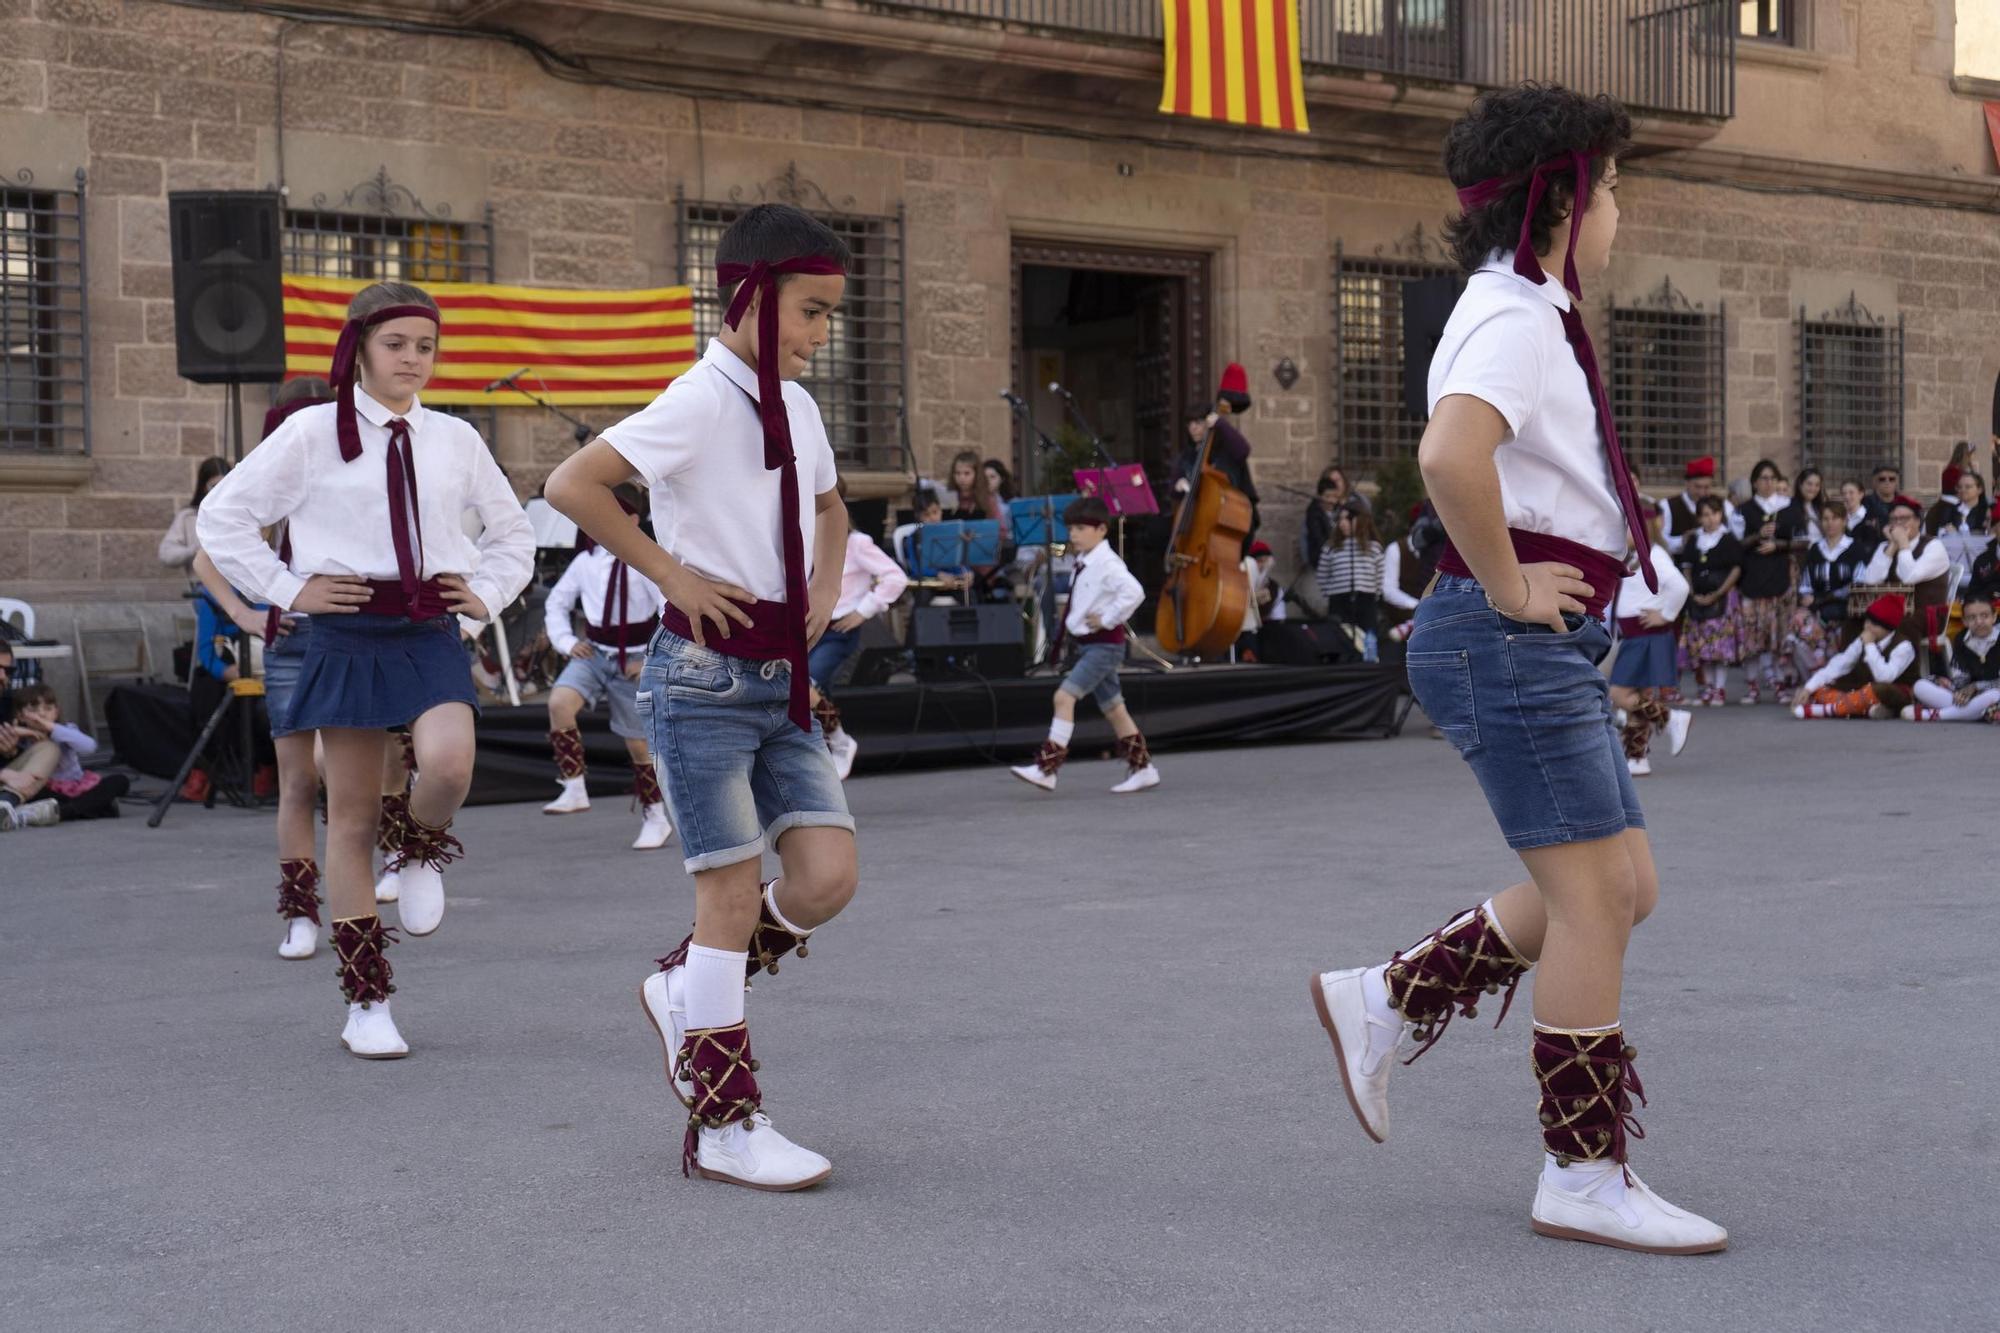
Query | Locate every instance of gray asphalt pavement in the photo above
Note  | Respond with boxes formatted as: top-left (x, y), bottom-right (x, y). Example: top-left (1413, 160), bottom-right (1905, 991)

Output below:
top-left (4, 708), bottom-right (1993, 1331)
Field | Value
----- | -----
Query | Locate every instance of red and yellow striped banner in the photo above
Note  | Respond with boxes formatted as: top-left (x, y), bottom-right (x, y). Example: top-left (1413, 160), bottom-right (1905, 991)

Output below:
top-left (282, 274), bottom-right (697, 407)
top-left (1159, 0), bottom-right (1310, 134)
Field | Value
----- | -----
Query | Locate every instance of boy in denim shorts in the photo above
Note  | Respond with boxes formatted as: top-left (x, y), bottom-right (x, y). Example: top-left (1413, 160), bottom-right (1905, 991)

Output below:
top-left (1306, 85), bottom-right (1726, 1254)
top-left (1010, 495), bottom-right (1160, 794)
top-left (548, 204), bottom-right (858, 1192)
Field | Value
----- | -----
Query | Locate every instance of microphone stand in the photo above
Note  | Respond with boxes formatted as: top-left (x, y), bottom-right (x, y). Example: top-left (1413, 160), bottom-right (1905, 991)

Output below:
top-left (1003, 392), bottom-right (1066, 657)
top-left (1051, 386), bottom-right (1117, 468)
top-left (488, 373), bottom-right (597, 447)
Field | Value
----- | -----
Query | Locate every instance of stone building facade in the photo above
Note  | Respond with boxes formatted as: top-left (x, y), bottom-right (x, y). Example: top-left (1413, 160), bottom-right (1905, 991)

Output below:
top-left (2, 0), bottom-right (1997, 610)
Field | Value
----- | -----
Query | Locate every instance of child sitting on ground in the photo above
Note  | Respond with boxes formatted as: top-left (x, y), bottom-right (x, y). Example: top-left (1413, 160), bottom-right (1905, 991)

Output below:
top-left (1792, 594), bottom-right (1918, 719)
top-left (7, 683), bottom-right (129, 819)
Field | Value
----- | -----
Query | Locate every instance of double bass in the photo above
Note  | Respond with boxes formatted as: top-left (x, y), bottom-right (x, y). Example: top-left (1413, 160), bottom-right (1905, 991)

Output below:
top-left (1155, 412), bottom-right (1253, 656)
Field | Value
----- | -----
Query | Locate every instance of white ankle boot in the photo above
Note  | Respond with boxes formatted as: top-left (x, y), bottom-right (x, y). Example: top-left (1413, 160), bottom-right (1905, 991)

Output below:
top-left (1531, 1159), bottom-right (1728, 1254)
top-left (341, 1000), bottom-right (409, 1059)
top-left (373, 867), bottom-right (401, 903)
top-left (639, 967), bottom-right (692, 1102)
top-left (1310, 965), bottom-right (1401, 1142)
top-left (1009, 761), bottom-right (1057, 791)
top-left (278, 918), bottom-right (317, 960)
top-left (1110, 763), bottom-right (1160, 793)
top-left (397, 863), bottom-right (445, 936)
top-left (1664, 708), bottom-right (1692, 756)
top-left (632, 803), bottom-right (674, 851)
top-left (693, 1114), bottom-right (831, 1191)
top-left (543, 776), bottom-right (590, 814)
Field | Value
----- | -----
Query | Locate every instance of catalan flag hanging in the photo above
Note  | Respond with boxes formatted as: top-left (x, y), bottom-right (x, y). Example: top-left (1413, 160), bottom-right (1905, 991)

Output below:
top-left (282, 274), bottom-right (696, 407)
top-left (1159, 0), bottom-right (1310, 134)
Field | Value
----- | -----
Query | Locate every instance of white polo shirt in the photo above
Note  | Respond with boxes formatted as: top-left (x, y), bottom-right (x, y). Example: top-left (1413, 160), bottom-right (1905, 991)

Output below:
top-left (1426, 251), bottom-right (1626, 558)
top-left (601, 339), bottom-right (839, 603)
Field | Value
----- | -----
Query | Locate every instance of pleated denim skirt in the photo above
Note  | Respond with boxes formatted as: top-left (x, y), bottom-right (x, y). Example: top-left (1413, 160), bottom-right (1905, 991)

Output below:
top-left (277, 613), bottom-right (477, 736)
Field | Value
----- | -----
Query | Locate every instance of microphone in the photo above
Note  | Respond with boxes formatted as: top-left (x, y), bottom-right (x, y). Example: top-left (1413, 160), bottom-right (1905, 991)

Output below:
top-left (1047, 380), bottom-right (1074, 400)
top-left (999, 388), bottom-right (1026, 410)
top-left (481, 367), bottom-right (530, 394)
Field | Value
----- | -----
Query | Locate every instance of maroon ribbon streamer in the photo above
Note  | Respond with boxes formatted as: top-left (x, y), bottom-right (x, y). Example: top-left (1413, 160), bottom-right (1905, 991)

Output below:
top-left (600, 558), bottom-right (630, 668)
top-left (384, 418), bottom-right (425, 600)
top-left (328, 304), bottom-right (440, 464)
top-left (716, 254), bottom-right (846, 731)
top-left (1453, 151), bottom-right (1656, 592)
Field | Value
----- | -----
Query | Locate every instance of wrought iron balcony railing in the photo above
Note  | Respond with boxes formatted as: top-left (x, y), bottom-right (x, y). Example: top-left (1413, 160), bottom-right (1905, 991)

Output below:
top-left (860, 0), bottom-right (1736, 120)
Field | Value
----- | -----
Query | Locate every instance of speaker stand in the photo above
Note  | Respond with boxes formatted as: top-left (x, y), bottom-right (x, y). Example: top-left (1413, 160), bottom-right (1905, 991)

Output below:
top-left (226, 381), bottom-right (246, 461)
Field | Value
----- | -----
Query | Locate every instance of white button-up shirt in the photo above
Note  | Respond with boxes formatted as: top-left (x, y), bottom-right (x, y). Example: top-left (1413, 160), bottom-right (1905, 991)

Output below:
top-left (197, 389), bottom-right (535, 619)
top-left (1861, 536), bottom-right (1950, 587)
top-left (1065, 543), bottom-right (1144, 636)
top-left (1613, 545), bottom-right (1691, 622)
top-left (543, 546), bottom-right (666, 656)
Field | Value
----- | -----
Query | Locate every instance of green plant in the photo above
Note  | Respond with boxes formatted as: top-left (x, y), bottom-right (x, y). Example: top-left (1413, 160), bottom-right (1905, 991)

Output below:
top-left (1371, 456), bottom-right (1426, 541)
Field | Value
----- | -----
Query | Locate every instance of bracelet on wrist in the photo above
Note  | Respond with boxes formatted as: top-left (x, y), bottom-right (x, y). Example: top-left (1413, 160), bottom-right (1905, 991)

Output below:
top-left (1486, 572), bottom-right (1533, 619)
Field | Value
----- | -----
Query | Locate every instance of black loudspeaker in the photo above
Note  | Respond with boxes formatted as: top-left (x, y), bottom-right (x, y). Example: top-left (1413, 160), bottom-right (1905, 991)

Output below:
top-left (169, 190), bottom-right (287, 384)
top-left (909, 604), bottom-right (1027, 679)
top-left (1262, 618), bottom-right (1362, 666)
top-left (1401, 274), bottom-right (1459, 420)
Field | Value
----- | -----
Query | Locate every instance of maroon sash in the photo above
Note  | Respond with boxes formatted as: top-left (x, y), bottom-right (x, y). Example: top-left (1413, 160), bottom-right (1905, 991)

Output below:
top-left (1435, 529), bottom-right (1627, 619)
top-left (661, 600), bottom-right (794, 663)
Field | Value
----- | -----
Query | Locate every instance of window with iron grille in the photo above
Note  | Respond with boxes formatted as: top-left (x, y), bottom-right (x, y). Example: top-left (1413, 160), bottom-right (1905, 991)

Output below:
top-left (1332, 231), bottom-right (1462, 469)
top-left (1798, 295), bottom-right (1903, 486)
top-left (1608, 279), bottom-right (1725, 482)
top-left (283, 169), bottom-right (496, 439)
top-left (1, 170), bottom-right (88, 454)
top-left (675, 171), bottom-right (906, 473)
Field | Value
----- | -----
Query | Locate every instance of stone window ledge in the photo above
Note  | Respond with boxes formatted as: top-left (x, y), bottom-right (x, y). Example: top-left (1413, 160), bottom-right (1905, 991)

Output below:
top-left (1731, 38), bottom-right (1832, 74)
top-left (1950, 74), bottom-right (2000, 101)
top-left (0, 454), bottom-right (93, 492)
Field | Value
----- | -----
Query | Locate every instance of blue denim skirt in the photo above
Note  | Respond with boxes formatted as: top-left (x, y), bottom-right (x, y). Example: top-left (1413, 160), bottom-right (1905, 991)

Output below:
top-left (1405, 574), bottom-right (1642, 851)
top-left (1608, 631), bottom-right (1678, 689)
top-left (278, 613), bottom-right (477, 736)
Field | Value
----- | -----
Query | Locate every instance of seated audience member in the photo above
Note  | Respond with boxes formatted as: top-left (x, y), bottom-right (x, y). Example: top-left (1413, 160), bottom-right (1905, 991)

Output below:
top-left (1839, 479), bottom-right (1882, 557)
top-left (1, 643), bottom-right (61, 830)
top-left (1907, 592), bottom-right (2000, 722)
top-left (5, 683), bottom-right (127, 820)
top-left (1968, 536), bottom-right (2000, 605)
top-left (1793, 593), bottom-right (1919, 719)
top-left (1861, 498), bottom-right (1951, 640)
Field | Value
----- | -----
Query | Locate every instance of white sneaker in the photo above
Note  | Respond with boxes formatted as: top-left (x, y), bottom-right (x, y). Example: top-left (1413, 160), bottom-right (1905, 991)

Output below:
top-left (1010, 762), bottom-right (1057, 791)
top-left (1531, 1164), bottom-right (1728, 1255)
top-left (639, 967), bottom-right (692, 1103)
top-left (1627, 756), bottom-right (1651, 777)
top-left (542, 776), bottom-right (590, 815)
top-left (1309, 967), bottom-right (1400, 1143)
top-left (1790, 704), bottom-right (1807, 720)
top-left (1664, 709), bottom-right (1692, 757)
top-left (340, 1000), bottom-right (409, 1059)
top-left (826, 728), bottom-right (859, 781)
top-left (632, 803), bottom-right (674, 851)
top-left (1110, 764), bottom-right (1161, 794)
top-left (693, 1114), bottom-right (831, 1191)
top-left (0, 797), bottom-right (59, 830)
top-left (397, 863), bottom-right (445, 936)
top-left (278, 918), bottom-right (317, 960)
top-left (1867, 704), bottom-right (1893, 720)
top-left (374, 867), bottom-right (401, 903)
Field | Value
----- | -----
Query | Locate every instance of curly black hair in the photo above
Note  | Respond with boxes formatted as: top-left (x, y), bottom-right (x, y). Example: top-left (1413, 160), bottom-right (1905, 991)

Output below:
top-left (1441, 83), bottom-right (1632, 275)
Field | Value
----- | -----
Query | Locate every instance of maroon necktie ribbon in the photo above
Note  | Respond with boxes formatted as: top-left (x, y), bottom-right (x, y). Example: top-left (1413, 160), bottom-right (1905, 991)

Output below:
top-left (716, 255), bottom-right (846, 731)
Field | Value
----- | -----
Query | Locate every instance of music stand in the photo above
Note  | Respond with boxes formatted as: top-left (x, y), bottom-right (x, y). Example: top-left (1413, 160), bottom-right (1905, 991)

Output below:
top-left (919, 520), bottom-right (1003, 576)
top-left (1075, 464), bottom-right (1158, 559)
top-left (1009, 496), bottom-right (1078, 660)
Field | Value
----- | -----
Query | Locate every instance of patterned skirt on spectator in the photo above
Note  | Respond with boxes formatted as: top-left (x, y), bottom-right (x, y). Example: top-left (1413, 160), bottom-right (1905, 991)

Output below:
top-left (1681, 591), bottom-right (1742, 666)
top-left (1737, 593), bottom-right (1793, 656)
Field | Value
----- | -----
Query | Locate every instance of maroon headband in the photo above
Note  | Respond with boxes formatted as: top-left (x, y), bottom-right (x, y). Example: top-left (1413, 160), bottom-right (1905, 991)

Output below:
top-left (330, 303), bottom-right (441, 463)
top-left (1454, 148), bottom-right (1593, 298)
top-left (716, 254), bottom-right (847, 731)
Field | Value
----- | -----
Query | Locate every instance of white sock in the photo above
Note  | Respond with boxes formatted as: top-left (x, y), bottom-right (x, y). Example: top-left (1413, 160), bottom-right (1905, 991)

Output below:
top-left (1480, 897), bottom-right (1525, 962)
top-left (1543, 1153), bottom-right (1629, 1209)
top-left (763, 878), bottom-right (810, 936)
top-left (1049, 718), bottom-right (1074, 747)
top-left (682, 944), bottom-right (748, 1031)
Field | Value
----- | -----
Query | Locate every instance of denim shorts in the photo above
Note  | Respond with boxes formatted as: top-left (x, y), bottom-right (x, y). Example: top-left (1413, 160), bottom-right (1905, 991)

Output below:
top-left (553, 648), bottom-right (644, 739)
top-left (1060, 640), bottom-right (1125, 709)
top-left (1405, 574), bottom-right (1642, 852)
top-left (636, 628), bottom-right (855, 874)
top-left (261, 615), bottom-right (309, 734)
